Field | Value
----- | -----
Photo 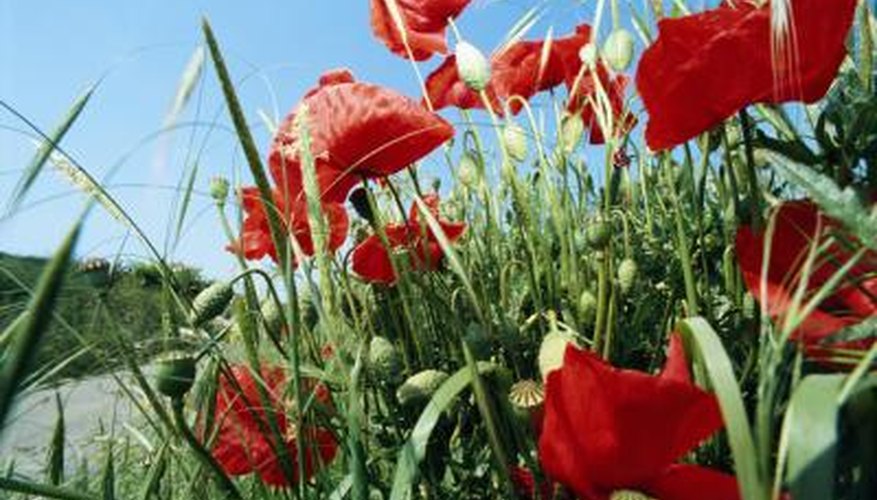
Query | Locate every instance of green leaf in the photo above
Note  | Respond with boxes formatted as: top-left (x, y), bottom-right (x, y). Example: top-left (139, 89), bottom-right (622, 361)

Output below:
top-left (390, 362), bottom-right (498, 500)
top-left (6, 85), bottom-right (95, 213)
top-left (46, 392), bottom-right (65, 485)
top-left (780, 374), bottom-right (845, 500)
top-left (0, 222), bottom-right (80, 431)
top-left (676, 317), bottom-right (766, 500)
top-left (101, 447), bottom-right (115, 500)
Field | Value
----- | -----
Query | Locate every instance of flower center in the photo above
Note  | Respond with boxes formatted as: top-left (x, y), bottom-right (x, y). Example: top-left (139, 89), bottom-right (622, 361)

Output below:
top-left (610, 490), bottom-right (655, 500)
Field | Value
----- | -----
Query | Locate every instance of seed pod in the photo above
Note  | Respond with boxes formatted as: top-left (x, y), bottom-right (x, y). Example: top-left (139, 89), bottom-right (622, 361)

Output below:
top-left (509, 379), bottom-right (545, 427)
top-left (368, 336), bottom-right (402, 382)
top-left (610, 491), bottom-right (655, 500)
top-left (561, 113), bottom-right (584, 153)
top-left (602, 29), bottom-right (635, 71)
top-left (458, 152), bottom-right (479, 188)
top-left (154, 352), bottom-right (196, 399)
top-left (586, 218), bottom-right (611, 249)
top-left (397, 369), bottom-right (449, 406)
top-left (455, 41), bottom-right (491, 92)
top-left (538, 331), bottom-right (577, 381)
top-left (578, 290), bottom-right (598, 325)
top-left (189, 281), bottom-right (234, 327)
top-left (617, 258), bottom-right (638, 294)
top-left (503, 123), bottom-right (528, 162)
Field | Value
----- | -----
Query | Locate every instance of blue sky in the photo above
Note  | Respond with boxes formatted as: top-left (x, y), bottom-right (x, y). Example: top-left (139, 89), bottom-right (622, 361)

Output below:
top-left (0, 0), bottom-right (638, 276)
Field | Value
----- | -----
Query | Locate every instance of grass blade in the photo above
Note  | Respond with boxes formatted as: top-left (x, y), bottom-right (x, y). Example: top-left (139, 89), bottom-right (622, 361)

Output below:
top-left (0, 477), bottom-right (98, 500)
top-left (0, 221), bottom-right (81, 432)
top-left (46, 392), bottom-right (66, 485)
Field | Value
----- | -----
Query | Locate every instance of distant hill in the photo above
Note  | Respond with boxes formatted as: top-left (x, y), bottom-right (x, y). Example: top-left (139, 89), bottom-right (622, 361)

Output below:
top-left (0, 252), bottom-right (208, 382)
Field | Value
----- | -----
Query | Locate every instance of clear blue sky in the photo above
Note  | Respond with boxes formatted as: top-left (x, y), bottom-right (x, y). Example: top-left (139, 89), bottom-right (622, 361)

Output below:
top-left (0, 0), bottom-right (638, 276)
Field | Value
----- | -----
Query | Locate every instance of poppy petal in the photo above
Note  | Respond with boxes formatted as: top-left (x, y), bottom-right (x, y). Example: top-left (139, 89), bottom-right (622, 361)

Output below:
top-left (643, 464), bottom-right (741, 500)
top-left (370, 0), bottom-right (473, 60)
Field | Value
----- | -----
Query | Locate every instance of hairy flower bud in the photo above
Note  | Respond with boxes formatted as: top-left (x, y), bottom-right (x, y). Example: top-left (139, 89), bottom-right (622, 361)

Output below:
top-left (209, 176), bottom-right (230, 205)
top-left (397, 369), bottom-right (449, 406)
top-left (456, 41), bottom-right (491, 92)
top-left (368, 336), bottom-right (402, 382)
top-left (617, 258), bottom-right (638, 294)
top-left (189, 281), bottom-right (234, 327)
top-left (603, 29), bottom-right (635, 72)
top-left (561, 114), bottom-right (584, 153)
top-left (578, 290), bottom-right (598, 326)
top-left (503, 123), bottom-right (528, 162)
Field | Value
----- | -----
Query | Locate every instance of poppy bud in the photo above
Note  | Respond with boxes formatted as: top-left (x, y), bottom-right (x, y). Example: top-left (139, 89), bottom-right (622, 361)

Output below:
top-left (154, 352), bottom-right (196, 399)
top-left (209, 176), bottom-right (229, 205)
top-left (538, 331), bottom-right (577, 381)
top-left (579, 43), bottom-right (598, 68)
top-left (617, 258), bottom-right (638, 294)
top-left (578, 290), bottom-right (598, 326)
top-left (260, 298), bottom-right (286, 337)
top-left (368, 336), bottom-right (402, 382)
top-left (397, 369), bottom-right (449, 406)
top-left (457, 152), bottom-right (479, 188)
top-left (502, 123), bottom-right (528, 162)
top-left (189, 281), bottom-right (234, 327)
top-left (586, 218), bottom-right (611, 249)
top-left (602, 29), bottom-right (635, 72)
top-left (455, 41), bottom-right (491, 92)
top-left (561, 114), bottom-right (584, 153)
top-left (349, 187), bottom-right (374, 223)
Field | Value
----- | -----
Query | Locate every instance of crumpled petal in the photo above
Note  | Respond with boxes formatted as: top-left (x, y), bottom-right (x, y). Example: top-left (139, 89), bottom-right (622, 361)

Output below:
top-left (370, 0), bottom-right (472, 60)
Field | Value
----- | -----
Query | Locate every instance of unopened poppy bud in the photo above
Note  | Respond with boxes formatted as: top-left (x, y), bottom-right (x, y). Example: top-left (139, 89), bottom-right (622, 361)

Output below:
top-left (579, 43), bottom-right (598, 68)
top-left (397, 369), bottom-right (449, 406)
top-left (189, 281), bottom-right (234, 327)
top-left (368, 336), bottom-right (402, 382)
top-left (209, 176), bottom-right (230, 205)
top-left (603, 29), bottom-right (635, 72)
top-left (617, 258), bottom-right (638, 294)
top-left (260, 298), bottom-right (286, 337)
top-left (586, 218), bottom-right (611, 249)
top-left (538, 331), bottom-right (577, 381)
top-left (456, 41), bottom-right (491, 92)
top-left (457, 152), bottom-right (479, 187)
top-left (349, 187), bottom-right (374, 222)
top-left (578, 290), bottom-right (598, 325)
top-left (561, 114), bottom-right (584, 153)
top-left (502, 123), bottom-right (528, 162)
top-left (154, 352), bottom-right (196, 399)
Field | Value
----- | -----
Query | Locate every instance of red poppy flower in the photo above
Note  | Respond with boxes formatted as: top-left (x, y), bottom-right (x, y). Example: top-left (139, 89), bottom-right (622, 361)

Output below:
top-left (270, 69), bottom-right (454, 205)
top-left (209, 364), bottom-right (338, 487)
top-left (736, 201), bottom-right (876, 361)
top-left (227, 187), bottom-right (349, 263)
top-left (351, 194), bottom-right (466, 284)
top-left (567, 64), bottom-right (637, 144)
top-left (370, 0), bottom-right (472, 60)
top-left (425, 24), bottom-right (592, 115)
top-left (509, 465), bottom-right (557, 500)
top-left (538, 334), bottom-right (740, 499)
top-left (636, 0), bottom-right (858, 151)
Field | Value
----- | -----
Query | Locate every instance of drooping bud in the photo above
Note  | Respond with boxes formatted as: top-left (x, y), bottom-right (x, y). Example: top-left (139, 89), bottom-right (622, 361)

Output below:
top-left (260, 298), bottom-right (287, 337)
top-left (579, 43), bottom-right (598, 68)
top-left (586, 218), bottom-right (611, 249)
top-left (560, 113), bottom-right (584, 153)
top-left (189, 281), bottom-right (234, 327)
top-left (502, 123), bottom-right (528, 162)
top-left (456, 41), bottom-right (491, 92)
top-left (209, 176), bottom-right (230, 205)
top-left (602, 29), bottom-right (635, 72)
top-left (154, 352), bottom-right (196, 399)
top-left (457, 152), bottom-right (479, 188)
top-left (538, 331), bottom-right (577, 381)
top-left (397, 369), bottom-right (449, 406)
top-left (578, 290), bottom-right (598, 326)
top-left (368, 336), bottom-right (402, 382)
top-left (617, 258), bottom-right (638, 294)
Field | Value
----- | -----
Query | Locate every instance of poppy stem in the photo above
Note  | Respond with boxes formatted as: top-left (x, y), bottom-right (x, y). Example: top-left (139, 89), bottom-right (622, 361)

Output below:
top-left (738, 109), bottom-right (763, 230)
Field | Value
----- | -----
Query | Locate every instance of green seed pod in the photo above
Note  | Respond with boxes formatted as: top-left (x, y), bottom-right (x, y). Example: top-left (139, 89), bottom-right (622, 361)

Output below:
top-left (455, 41), bottom-right (491, 92)
top-left (578, 290), bottom-right (598, 325)
top-left (189, 281), bottom-right (234, 327)
top-left (154, 352), bottom-right (196, 399)
top-left (368, 336), bottom-right (402, 382)
top-left (602, 29), bottom-right (635, 72)
top-left (458, 152), bottom-right (479, 188)
top-left (209, 176), bottom-right (230, 205)
top-left (538, 331), bottom-right (577, 381)
top-left (617, 258), bottom-right (638, 295)
top-left (503, 123), bottom-right (528, 162)
top-left (397, 369), bottom-right (449, 407)
top-left (561, 113), bottom-right (584, 153)
top-left (586, 219), bottom-right (611, 249)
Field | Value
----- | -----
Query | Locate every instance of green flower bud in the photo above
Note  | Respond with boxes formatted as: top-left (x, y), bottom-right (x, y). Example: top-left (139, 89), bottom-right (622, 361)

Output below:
top-left (586, 218), bottom-right (611, 249)
top-left (397, 369), bottom-right (449, 406)
top-left (154, 352), bottom-right (196, 399)
top-left (578, 290), bottom-right (598, 325)
top-left (579, 43), bottom-right (598, 68)
top-left (602, 29), bottom-right (635, 72)
top-left (561, 113), bottom-right (584, 153)
top-left (189, 281), bottom-right (234, 327)
top-left (456, 41), bottom-right (491, 92)
top-left (617, 258), bottom-right (638, 295)
top-left (458, 152), bottom-right (479, 188)
top-left (209, 176), bottom-right (230, 205)
top-left (368, 336), bottom-right (402, 382)
top-left (502, 123), bottom-right (528, 162)
top-left (538, 331), bottom-right (577, 381)
top-left (260, 298), bottom-right (286, 337)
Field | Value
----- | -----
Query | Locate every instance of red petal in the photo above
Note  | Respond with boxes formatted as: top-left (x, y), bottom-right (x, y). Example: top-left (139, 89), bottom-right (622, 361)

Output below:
top-left (637, 0), bottom-right (857, 151)
top-left (538, 343), bottom-right (723, 497)
top-left (643, 464), bottom-right (741, 500)
top-left (569, 66), bottom-right (636, 144)
top-left (370, 0), bottom-right (472, 61)
top-left (660, 332), bottom-right (692, 384)
top-left (351, 231), bottom-right (403, 284)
